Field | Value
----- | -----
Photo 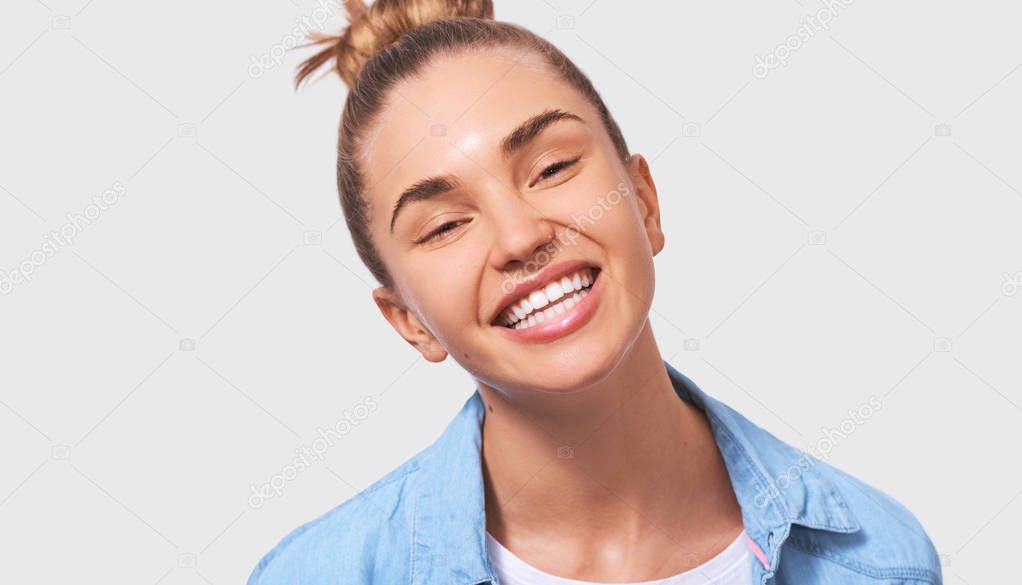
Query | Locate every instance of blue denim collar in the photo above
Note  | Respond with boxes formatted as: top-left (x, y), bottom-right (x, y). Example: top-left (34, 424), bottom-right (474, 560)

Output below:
top-left (410, 360), bottom-right (861, 585)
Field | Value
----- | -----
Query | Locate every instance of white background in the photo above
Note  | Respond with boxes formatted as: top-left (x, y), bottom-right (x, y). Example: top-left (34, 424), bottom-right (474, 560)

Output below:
top-left (1, 1), bottom-right (1020, 583)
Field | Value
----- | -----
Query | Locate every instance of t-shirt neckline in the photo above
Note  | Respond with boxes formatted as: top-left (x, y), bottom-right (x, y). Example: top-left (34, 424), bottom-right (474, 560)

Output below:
top-left (484, 527), bottom-right (751, 585)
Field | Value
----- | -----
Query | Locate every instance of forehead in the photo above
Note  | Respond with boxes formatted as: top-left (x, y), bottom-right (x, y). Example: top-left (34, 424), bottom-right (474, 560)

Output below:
top-left (360, 47), bottom-right (595, 206)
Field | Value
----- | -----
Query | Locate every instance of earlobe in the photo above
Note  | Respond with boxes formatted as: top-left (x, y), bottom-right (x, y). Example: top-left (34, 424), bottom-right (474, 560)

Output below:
top-left (628, 154), bottom-right (665, 256)
top-left (372, 287), bottom-right (449, 363)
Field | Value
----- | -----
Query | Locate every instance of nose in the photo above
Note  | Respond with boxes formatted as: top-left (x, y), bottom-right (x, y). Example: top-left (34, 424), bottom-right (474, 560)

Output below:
top-left (487, 197), bottom-right (556, 272)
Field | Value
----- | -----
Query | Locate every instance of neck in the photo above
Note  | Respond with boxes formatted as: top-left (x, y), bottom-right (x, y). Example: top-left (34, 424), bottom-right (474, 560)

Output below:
top-left (478, 321), bottom-right (743, 578)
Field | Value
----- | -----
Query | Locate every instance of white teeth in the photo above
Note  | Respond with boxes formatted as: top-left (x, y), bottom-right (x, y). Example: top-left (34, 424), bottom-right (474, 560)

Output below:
top-left (529, 289), bottom-right (549, 310)
top-left (499, 268), bottom-right (598, 330)
top-left (545, 280), bottom-right (564, 303)
top-left (512, 304), bottom-right (526, 320)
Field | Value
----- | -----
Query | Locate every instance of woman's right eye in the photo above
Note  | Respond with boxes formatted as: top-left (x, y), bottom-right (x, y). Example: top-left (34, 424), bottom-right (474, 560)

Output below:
top-left (416, 220), bottom-right (467, 245)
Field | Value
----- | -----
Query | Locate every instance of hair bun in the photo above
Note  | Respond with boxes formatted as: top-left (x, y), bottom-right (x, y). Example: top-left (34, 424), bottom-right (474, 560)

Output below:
top-left (296, 0), bottom-right (494, 88)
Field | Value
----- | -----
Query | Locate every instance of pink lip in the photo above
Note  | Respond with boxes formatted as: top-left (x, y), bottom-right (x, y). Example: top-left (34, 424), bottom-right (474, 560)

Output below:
top-left (493, 268), bottom-right (604, 343)
top-left (490, 259), bottom-right (598, 325)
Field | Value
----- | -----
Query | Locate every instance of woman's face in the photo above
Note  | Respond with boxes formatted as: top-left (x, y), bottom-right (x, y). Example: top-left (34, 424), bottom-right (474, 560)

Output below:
top-left (363, 47), bottom-right (665, 394)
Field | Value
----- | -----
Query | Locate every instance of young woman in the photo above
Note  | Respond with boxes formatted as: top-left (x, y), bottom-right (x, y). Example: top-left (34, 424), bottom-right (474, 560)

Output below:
top-left (248, 1), bottom-right (942, 583)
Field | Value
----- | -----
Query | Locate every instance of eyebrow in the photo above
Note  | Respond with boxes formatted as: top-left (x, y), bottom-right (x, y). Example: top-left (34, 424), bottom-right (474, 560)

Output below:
top-left (389, 109), bottom-right (586, 233)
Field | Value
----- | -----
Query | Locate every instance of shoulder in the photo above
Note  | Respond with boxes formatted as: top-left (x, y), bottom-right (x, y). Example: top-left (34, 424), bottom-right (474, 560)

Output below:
top-left (787, 456), bottom-right (943, 584)
top-left (694, 385), bottom-right (942, 583)
top-left (245, 446), bottom-right (432, 585)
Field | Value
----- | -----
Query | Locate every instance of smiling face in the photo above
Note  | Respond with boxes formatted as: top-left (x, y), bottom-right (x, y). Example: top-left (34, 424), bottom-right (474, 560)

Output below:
top-left (363, 47), bottom-right (665, 395)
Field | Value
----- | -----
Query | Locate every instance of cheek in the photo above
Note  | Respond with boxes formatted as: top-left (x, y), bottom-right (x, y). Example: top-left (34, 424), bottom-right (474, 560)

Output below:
top-left (396, 256), bottom-right (481, 333)
top-left (551, 175), bottom-right (642, 245)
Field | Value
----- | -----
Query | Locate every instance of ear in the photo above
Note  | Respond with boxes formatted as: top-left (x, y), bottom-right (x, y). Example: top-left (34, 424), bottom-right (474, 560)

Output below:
top-left (627, 153), bottom-right (665, 256)
top-left (372, 286), bottom-right (449, 363)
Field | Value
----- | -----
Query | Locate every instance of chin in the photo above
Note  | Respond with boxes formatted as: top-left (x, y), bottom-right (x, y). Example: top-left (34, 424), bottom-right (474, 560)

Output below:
top-left (485, 328), bottom-right (635, 396)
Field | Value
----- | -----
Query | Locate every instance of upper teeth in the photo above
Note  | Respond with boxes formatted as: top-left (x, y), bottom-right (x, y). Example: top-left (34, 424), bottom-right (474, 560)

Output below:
top-left (500, 268), bottom-right (595, 329)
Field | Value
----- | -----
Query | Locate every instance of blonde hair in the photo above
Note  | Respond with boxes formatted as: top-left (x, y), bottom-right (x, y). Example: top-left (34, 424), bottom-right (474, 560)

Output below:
top-left (296, 0), bottom-right (629, 288)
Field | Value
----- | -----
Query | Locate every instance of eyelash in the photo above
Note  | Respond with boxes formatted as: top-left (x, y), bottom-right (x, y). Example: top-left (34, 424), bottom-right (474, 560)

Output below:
top-left (533, 155), bottom-right (581, 186)
top-left (416, 220), bottom-right (466, 245)
top-left (415, 156), bottom-right (582, 245)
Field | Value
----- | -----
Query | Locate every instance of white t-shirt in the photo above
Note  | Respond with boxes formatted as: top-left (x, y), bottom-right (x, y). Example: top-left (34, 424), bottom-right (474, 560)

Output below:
top-left (485, 529), bottom-right (753, 585)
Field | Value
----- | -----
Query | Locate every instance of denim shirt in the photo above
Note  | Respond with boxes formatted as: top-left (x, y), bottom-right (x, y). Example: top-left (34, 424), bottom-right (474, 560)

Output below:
top-left (248, 361), bottom-right (942, 584)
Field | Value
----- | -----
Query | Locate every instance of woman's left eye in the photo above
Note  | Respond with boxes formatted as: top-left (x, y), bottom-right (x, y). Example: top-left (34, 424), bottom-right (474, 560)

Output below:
top-left (535, 156), bottom-right (581, 184)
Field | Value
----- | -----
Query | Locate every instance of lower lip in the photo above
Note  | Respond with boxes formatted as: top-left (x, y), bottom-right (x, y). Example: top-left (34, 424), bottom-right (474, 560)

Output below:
top-left (494, 270), bottom-right (604, 343)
